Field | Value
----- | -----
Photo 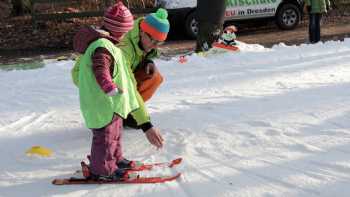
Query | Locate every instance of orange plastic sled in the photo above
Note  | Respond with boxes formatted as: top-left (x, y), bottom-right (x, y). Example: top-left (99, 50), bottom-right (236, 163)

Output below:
top-left (212, 42), bottom-right (239, 51)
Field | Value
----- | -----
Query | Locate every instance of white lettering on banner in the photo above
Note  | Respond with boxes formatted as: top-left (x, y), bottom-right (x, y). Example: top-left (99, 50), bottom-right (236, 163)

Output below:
top-left (226, 7), bottom-right (276, 17)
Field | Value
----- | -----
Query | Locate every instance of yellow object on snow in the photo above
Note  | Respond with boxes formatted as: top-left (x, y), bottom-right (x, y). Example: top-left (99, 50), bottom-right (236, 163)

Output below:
top-left (26, 146), bottom-right (53, 157)
top-left (56, 56), bottom-right (68, 61)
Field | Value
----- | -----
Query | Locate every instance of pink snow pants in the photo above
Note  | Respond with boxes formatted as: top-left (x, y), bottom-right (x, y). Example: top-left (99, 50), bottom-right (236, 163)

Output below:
top-left (89, 115), bottom-right (123, 176)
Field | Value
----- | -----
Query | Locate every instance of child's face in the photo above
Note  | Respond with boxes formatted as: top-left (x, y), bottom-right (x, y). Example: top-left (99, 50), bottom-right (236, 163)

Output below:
top-left (221, 30), bottom-right (236, 41)
top-left (140, 31), bottom-right (163, 52)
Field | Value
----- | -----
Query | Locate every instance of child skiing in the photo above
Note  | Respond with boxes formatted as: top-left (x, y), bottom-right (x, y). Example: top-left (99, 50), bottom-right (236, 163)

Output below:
top-left (72, 2), bottom-right (164, 181)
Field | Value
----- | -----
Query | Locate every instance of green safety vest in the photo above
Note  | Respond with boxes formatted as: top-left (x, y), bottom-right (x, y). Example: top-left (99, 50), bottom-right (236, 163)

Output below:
top-left (78, 38), bottom-right (139, 129)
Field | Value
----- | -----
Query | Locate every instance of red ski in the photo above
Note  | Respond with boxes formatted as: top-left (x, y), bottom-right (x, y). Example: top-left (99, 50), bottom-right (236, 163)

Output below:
top-left (52, 172), bottom-right (181, 185)
top-left (128, 157), bottom-right (182, 171)
top-left (76, 157), bottom-right (182, 175)
top-left (52, 158), bottom-right (183, 185)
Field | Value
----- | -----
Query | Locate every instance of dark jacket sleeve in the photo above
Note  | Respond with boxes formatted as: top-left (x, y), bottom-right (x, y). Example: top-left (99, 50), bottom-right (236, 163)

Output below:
top-left (91, 47), bottom-right (117, 94)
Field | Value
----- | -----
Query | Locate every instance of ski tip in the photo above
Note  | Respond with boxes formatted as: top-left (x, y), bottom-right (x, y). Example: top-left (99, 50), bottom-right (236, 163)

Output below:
top-left (173, 158), bottom-right (182, 164)
top-left (175, 172), bottom-right (182, 178)
top-left (170, 172), bottom-right (182, 182)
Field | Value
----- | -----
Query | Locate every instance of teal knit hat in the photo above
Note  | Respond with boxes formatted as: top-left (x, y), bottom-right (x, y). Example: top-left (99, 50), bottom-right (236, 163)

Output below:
top-left (140, 8), bottom-right (170, 41)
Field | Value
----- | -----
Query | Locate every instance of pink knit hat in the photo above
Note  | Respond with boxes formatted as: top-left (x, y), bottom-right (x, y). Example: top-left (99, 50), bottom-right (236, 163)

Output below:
top-left (103, 1), bottom-right (134, 40)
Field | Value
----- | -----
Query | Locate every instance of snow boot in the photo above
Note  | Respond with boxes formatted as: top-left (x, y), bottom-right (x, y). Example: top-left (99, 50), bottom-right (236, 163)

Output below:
top-left (89, 168), bottom-right (130, 181)
top-left (81, 157), bottom-right (131, 181)
top-left (117, 158), bottom-right (143, 169)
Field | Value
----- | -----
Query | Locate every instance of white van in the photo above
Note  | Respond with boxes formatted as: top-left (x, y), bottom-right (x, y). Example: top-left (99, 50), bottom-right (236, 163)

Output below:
top-left (157, 0), bottom-right (304, 38)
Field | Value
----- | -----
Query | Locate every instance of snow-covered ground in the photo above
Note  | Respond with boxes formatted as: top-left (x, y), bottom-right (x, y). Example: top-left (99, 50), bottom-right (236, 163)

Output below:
top-left (1, 39), bottom-right (350, 197)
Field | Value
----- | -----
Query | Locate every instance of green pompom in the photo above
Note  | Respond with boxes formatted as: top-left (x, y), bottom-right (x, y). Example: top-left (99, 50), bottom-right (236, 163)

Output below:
top-left (155, 8), bottom-right (168, 19)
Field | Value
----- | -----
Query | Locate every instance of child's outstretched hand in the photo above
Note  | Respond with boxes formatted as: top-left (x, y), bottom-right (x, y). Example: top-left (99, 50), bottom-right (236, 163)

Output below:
top-left (145, 127), bottom-right (164, 149)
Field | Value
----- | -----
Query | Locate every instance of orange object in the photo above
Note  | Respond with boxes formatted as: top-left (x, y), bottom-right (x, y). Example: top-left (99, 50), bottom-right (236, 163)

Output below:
top-left (134, 68), bottom-right (164, 102)
top-left (212, 42), bottom-right (239, 51)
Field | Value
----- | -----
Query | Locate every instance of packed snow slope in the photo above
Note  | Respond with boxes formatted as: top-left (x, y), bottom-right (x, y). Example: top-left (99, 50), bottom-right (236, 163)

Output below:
top-left (1, 39), bottom-right (350, 197)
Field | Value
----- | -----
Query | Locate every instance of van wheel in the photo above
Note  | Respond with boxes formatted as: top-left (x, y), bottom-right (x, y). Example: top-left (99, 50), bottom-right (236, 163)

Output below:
top-left (185, 11), bottom-right (198, 39)
top-left (276, 3), bottom-right (301, 30)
